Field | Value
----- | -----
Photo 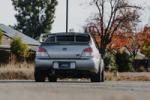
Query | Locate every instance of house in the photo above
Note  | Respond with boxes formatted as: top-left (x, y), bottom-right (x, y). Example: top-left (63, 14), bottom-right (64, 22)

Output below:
top-left (0, 24), bottom-right (40, 63)
top-left (0, 24), bottom-right (40, 51)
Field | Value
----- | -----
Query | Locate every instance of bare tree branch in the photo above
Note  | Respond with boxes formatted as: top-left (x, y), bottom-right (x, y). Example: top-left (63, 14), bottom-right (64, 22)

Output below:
top-left (85, 0), bottom-right (140, 57)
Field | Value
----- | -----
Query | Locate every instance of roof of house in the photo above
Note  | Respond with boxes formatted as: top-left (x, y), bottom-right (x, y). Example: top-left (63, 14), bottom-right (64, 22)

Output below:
top-left (0, 24), bottom-right (40, 46)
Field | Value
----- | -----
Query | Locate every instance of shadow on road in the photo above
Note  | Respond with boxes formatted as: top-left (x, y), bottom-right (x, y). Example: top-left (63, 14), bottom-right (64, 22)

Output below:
top-left (0, 80), bottom-right (34, 83)
top-left (0, 79), bottom-right (91, 83)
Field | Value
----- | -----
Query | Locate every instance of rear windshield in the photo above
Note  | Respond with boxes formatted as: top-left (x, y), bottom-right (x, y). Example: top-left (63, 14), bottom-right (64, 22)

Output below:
top-left (44, 35), bottom-right (90, 44)
top-left (76, 36), bottom-right (90, 42)
top-left (57, 36), bottom-right (74, 42)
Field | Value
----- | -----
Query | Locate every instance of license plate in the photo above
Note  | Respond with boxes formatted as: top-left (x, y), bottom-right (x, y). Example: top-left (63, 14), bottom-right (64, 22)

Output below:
top-left (59, 62), bottom-right (70, 69)
top-left (53, 62), bottom-right (75, 69)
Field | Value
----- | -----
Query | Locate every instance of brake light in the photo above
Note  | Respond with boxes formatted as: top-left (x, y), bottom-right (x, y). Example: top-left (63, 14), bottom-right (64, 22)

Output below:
top-left (38, 47), bottom-right (46, 52)
top-left (36, 47), bottom-right (48, 57)
top-left (83, 47), bottom-right (93, 53)
top-left (82, 47), bottom-right (93, 57)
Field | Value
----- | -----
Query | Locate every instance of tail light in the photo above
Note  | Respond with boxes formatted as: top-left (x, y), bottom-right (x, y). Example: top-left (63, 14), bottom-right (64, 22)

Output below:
top-left (36, 47), bottom-right (49, 57)
top-left (82, 47), bottom-right (93, 57)
top-left (38, 47), bottom-right (46, 52)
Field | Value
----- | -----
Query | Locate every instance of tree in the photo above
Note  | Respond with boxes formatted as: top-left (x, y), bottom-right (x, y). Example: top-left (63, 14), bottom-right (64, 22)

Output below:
top-left (115, 48), bottom-right (134, 72)
top-left (11, 0), bottom-right (58, 38)
top-left (137, 26), bottom-right (150, 57)
top-left (137, 26), bottom-right (150, 71)
top-left (104, 50), bottom-right (117, 71)
top-left (0, 29), bottom-right (3, 44)
top-left (85, 0), bottom-right (140, 58)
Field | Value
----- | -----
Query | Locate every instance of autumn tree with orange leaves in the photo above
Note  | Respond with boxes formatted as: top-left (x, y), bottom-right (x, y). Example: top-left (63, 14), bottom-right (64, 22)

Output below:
top-left (137, 26), bottom-right (150, 57)
top-left (85, 0), bottom-right (140, 58)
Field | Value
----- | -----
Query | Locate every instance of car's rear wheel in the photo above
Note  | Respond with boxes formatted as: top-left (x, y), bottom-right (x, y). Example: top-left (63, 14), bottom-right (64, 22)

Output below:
top-left (34, 69), bottom-right (46, 82)
top-left (91, 71), bottom-right (100, 82)
top-left (91, 68), bottom-right (104, 82)
top-left (100, 70), bottom-right (105, 82)
top-left (100, 59), bottom-right (105, 82)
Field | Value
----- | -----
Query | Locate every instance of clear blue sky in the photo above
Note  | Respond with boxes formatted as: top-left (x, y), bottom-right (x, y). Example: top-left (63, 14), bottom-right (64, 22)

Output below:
top-left (0, 0), bottom-right (150, 33)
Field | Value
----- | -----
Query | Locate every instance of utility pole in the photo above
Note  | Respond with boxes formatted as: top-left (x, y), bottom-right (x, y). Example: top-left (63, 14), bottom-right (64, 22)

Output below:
top-left (66, 0), bottom-right (69, 33)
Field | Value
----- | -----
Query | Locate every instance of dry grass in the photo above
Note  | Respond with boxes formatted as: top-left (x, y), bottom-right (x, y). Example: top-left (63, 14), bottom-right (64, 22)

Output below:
top-left (0, 63), bottom-right (34, 80)
top-left (105, 72), bottom-right (150, 81)
top-left (0, 63), bottom-right (150, 81)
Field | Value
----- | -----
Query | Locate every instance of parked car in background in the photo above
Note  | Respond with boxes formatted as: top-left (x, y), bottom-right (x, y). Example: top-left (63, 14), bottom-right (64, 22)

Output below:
top-left (35, 32), bottom-right (104, 82)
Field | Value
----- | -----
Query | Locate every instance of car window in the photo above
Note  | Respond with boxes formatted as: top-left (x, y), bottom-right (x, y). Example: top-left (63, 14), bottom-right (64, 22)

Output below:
top-left (45, 36), bottom-right (55, 43)
top-left (57, 36), bottom-right (74, 42)
top-left (76, 35), bottom-right (90, 43)
top-left (44, 34), bottom-right (90, 44)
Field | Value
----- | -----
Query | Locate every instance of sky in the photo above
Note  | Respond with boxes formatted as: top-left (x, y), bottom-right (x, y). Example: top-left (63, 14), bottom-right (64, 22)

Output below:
top-left (0, 0), bottom-right (150, 33)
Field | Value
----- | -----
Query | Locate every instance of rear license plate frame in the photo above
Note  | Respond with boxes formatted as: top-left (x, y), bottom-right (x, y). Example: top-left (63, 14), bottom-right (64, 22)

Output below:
top-left (59, 62), bottom-right (70, 69)
top-left (53, 62), bottom-right (76, 69)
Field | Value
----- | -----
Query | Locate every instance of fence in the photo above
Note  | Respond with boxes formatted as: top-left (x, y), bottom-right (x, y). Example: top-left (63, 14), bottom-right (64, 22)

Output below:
top-left (0, 49), bottom-right (35, 64)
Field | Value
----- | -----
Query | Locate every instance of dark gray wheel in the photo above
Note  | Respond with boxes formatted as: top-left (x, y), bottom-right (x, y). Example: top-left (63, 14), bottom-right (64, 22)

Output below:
top-left (100, 59), bottom-right (105, 82)
top-left (100, 70), bottom-right (105, 82)
top-left (91, 71), bottom-right (100, 82)
top-left (34, 69), bottom-right (46, 82)
top-left (48, 76), bottom-right (57, 82)
top-left (91, 68), bottom-right (105, 82)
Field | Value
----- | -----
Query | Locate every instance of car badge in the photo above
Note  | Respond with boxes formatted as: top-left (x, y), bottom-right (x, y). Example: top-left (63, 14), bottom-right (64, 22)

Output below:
top-left (62, 48), bottom-right (67, 51)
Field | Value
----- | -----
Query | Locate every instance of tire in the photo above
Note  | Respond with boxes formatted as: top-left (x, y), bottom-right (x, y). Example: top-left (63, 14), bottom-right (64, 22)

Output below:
top-left (91, 71), bottom-right (100, 82)
top-left (48, 76), bottom-right (57, 82)
top-left (91, 68), bottom-right (105, 82)
top-left (34, 69), bottom-right (46, 82)
top-left (100, 70), bottom-right (105, 82)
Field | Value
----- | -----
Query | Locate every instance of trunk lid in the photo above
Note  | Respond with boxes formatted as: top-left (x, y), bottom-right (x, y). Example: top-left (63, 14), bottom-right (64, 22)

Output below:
top-left (44, 45), bottom-right (88, 59)
top-left (41, 33), bottom-right (91, 59)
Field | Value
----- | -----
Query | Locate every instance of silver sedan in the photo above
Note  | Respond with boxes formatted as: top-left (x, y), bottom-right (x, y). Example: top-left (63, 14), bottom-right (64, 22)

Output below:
top-left (35, 32), bottom-right (104, 82)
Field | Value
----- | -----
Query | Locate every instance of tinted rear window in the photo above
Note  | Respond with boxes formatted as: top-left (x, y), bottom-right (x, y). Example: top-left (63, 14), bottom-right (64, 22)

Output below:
top-left (45, 36), bottom-right (55, 43)
top-left (57, 36), bottom-right (74, 42)
top-left (44, 34), bottom-right (90, 44)
top-left (76, 35), bottom-right (90, 42)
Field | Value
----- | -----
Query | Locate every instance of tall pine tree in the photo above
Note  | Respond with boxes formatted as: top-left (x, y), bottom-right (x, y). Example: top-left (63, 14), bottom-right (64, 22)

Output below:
top-left (11, 0), bottom-right (58, 38)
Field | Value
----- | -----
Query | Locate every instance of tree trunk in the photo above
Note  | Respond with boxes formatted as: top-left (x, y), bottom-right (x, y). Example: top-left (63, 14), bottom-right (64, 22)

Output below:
top-left (99, 45), bottom-right (106, 59)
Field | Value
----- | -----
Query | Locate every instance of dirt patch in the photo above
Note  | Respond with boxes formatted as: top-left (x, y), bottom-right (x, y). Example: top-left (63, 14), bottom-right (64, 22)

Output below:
top-left (105, 72), bottom-right (150, 81)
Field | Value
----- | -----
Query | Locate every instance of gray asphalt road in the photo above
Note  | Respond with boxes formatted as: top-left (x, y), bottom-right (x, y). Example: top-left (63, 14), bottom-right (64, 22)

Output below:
top-left (0, 80), bottom-right (150, 100)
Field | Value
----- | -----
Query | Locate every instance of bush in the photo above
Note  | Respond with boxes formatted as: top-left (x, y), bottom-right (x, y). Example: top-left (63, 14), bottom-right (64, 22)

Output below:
top-left (140, 43), bottom-right (150, 57)
top-left (115, 50), bottom-right (134, 72)
top-left (104, 51), bottom-right (117, 71)
top-left (0, 29), bottom-right (3, 44)
top-left (10, 36), bottom-right (29, 59)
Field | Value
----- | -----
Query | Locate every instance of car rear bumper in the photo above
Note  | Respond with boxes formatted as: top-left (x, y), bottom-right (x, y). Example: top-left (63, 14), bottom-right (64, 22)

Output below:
top-left (35, 58), bottom-right (100, 73)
